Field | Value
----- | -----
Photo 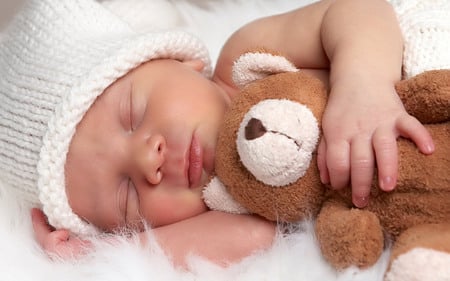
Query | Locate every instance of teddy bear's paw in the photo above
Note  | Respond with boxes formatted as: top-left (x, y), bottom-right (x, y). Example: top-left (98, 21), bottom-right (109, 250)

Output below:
top-left (316, 207), bottom-right (384, 269)
top-left (236, 99), bottom-right (320, 187)
top-left (384, 248), bottom-right (450, 281)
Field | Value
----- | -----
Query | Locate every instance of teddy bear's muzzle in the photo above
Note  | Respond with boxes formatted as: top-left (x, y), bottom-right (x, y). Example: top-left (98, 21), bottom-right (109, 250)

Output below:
top-left (236, 99), bottom-right (320, 187)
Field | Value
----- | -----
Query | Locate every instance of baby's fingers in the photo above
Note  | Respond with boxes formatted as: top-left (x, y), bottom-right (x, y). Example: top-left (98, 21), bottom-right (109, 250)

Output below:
top-left (317, 138), bottom-right (330, 184)
top-left (326, 141), bottom-right (350, 190)
top-left (351, 138), bottom-right (374, 207)
top-left (31, 208), bottom-right (58, 246)
top-left (397, 115), bottom-right (434, 155)
top-left (373, 129), bottom-right (398, 192)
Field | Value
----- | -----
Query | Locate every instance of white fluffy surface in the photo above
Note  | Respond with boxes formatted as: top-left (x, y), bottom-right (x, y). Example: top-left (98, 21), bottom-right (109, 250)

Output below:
top-left (0, 0), bottom-right (394, 280)
top-left (0, 181), bottom-right (390, 281)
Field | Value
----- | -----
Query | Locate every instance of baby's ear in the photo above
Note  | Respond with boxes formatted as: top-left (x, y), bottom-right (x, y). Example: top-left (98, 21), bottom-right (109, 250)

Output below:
top-left (182, 59), bottom-right (205, 72)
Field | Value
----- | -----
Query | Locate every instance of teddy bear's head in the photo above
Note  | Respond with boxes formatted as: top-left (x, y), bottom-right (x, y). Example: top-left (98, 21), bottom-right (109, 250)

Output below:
top-left (204, 52), bottom-right (328, 222)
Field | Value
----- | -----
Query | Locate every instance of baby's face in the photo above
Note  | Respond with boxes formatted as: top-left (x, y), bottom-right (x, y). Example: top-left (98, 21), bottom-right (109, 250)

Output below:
top-left (65, 59), bottom-right (230, 232)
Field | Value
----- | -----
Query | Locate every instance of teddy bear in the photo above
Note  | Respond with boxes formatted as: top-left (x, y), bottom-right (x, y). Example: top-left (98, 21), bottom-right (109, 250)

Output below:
top-left (202, 51), bottom-right (450, 279)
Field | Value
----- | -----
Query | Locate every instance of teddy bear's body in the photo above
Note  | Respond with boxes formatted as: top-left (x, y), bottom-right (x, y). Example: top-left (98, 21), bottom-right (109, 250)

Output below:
top-left (317, 123), bottom-right (450, 268)
top-left (319, 124), bottom-right (450, 220)
top-left (348, 123), bottom-right (450, 240)
top-left (316, 70), bottom-right (450, 268)
top-left (203, 56), bottom-right (450, 274)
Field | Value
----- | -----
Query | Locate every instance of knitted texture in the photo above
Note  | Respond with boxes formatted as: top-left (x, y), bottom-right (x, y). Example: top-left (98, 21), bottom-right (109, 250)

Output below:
top-left (388, 0), bottom-right (450, 78)
top-left (0, 0), bottom-right (211, 236)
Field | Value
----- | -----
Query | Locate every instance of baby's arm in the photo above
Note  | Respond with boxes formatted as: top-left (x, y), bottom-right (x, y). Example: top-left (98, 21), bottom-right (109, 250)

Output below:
top-left (317, 0), bottom-right (434, 207)
top-left (213, 0), bottom-right (332, 98)
top-left (32, 209), bottom-right (275, 267)
top-left (150, 211), bottom-right (275, 267)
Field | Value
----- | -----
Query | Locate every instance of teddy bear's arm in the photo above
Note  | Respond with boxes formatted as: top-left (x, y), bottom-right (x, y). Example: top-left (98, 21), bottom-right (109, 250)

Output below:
top-left (396, 70), bottom-right (450, 124)
top-left (315, 197), bottom-right (384, 269)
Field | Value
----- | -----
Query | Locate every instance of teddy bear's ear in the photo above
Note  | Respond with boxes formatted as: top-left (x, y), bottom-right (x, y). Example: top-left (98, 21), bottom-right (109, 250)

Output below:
top-left (232, 51), bottom-right (298, 88)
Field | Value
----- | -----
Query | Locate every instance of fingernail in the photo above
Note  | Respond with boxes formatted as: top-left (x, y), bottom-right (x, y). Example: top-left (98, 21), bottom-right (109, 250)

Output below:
top-left (354, 196), bottom-right (368, 208)
top-left (425, 144), bottom-right (435, 154)
top-left (381, 176), bottom-right (394, 191)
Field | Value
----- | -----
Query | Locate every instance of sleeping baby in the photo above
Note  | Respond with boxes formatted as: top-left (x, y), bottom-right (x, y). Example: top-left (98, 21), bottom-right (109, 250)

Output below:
top-left (1, 0), bottom-right (445, 268)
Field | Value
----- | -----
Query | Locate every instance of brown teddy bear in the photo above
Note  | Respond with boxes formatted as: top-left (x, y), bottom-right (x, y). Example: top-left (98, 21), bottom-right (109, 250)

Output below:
top-left (202, 51), bottom-right (450, 278)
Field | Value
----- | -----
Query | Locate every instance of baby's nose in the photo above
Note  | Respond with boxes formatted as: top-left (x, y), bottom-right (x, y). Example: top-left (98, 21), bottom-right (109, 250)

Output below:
top-left (141, 134), bottom-right (166, 184)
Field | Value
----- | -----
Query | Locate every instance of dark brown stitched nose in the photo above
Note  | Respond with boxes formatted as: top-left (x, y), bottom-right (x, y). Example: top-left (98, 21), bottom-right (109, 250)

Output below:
top-left (245, 118), bottom-right (267, 140)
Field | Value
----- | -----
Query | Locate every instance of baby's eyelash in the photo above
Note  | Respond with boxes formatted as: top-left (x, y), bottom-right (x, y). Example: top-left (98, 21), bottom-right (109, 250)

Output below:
top-left (123, 178), bottom-right (131, 224)
top-left (129, 90), bottom-right (134, 131)
top-left (122, 178), bottom-right (132, 224)
top-left (118, 178), bottom-right (129, 226)
top-left (124, 178), bottom-right (139, 225)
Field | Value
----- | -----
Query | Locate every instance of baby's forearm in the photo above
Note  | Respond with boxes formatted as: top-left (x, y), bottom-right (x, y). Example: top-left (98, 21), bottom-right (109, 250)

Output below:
top-left (321, 0), bottom-right (403, 85)
top-left (144, 211), bottom-right (276, 268)
top-left (33, 207), bottom-right (275, 267)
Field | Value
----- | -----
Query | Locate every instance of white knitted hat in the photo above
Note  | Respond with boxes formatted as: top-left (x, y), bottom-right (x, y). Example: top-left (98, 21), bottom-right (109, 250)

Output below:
top-left (0, 0), bottom-right (211, 236)
top-left (388, 0), bottom-right (450, 78)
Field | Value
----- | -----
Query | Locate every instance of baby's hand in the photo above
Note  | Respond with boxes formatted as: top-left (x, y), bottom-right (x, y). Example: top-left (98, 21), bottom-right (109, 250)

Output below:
top-left (31, 208), bottom-right (92, 259)
top-left (317, 79), bottom-right (435, 208)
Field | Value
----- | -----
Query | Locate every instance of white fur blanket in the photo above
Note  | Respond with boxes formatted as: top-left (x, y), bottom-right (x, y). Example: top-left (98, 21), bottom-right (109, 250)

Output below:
top-left (0, 182), bottom-right (390, 281)
top-left (0, 0), bottom-right (393, 280)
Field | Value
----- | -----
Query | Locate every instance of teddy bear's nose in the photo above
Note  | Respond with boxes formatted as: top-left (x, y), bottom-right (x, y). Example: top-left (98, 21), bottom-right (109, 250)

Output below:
top-left (245, 118), bottom-right (267, 140)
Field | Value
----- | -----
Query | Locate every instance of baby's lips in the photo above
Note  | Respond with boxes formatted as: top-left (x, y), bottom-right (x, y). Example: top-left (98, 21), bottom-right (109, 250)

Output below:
top-left (188, 134), bottom-right (203, 188)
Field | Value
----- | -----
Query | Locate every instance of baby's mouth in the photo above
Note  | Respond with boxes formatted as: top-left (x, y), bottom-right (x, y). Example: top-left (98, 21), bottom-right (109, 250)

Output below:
top-left (188, 133), bottom-right (203, 188)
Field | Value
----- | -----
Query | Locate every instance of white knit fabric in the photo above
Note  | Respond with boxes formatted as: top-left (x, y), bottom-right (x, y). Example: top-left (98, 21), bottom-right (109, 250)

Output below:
top-left (0, 0), bottom-right (211, 236)
top-left (388, 0), bottom-right (450, 78)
